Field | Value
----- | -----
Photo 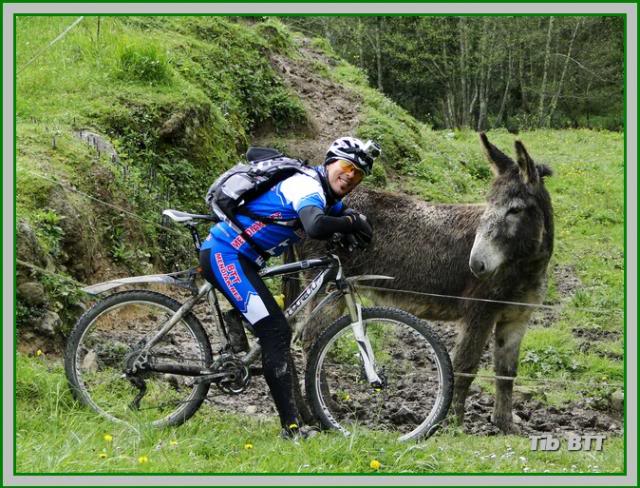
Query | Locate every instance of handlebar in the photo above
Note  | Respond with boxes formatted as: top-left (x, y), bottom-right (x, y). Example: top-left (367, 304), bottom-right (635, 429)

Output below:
top-left (327, 232), bottom-right (362, 254)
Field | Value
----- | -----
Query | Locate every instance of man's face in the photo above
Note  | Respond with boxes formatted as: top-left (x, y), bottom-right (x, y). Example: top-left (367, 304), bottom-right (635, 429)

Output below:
top-left (326, 159), bottom-right (365, 197)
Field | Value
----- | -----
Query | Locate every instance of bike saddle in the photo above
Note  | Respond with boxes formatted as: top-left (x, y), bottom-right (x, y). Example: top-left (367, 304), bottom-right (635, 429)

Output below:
top-left (162, 209), bottom-right (217, 224)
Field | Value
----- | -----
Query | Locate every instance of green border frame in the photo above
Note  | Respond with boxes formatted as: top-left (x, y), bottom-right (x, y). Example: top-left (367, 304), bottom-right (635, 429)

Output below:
top-left (8, 5), bottom-right (632, 480)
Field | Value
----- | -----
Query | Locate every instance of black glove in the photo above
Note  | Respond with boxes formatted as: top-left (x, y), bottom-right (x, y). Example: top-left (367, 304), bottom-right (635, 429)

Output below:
top-left (345, 211), bottom-right (373, 246)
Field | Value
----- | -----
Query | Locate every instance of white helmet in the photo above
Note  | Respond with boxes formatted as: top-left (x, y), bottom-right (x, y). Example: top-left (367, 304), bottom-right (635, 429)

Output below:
top-left (325, 137), bottom-right (381, 175)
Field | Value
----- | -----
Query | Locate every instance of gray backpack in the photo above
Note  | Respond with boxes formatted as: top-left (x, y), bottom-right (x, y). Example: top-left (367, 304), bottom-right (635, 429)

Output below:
top-left (205, 147), bottom-right (320, 261)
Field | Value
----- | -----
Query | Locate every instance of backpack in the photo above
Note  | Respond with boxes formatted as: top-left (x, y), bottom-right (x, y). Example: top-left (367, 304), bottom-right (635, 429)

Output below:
top-left (205, 147), bottom-right (321, 261)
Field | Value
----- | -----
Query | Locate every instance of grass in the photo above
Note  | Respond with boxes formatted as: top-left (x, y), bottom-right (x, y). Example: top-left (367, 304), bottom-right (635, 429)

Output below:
top-left (15, 16), bottom-right (626, 476)
top-left (16, 353), bottom-right (624, 474)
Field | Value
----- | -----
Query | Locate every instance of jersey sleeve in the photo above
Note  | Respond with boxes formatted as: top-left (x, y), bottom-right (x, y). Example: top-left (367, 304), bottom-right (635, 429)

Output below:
top-left (279, 173), bottom-right (327, 212)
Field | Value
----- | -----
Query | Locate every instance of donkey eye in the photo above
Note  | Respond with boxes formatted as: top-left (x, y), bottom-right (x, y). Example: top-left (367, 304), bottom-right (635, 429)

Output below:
top-left (507, 207), bottom-right (524, 215)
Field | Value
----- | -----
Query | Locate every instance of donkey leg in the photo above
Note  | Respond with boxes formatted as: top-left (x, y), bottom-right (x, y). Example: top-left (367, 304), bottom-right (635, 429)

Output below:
top-left (451, 318), bottom-right (495, 425)
top-left (492, 318), bottom-right (528, 433)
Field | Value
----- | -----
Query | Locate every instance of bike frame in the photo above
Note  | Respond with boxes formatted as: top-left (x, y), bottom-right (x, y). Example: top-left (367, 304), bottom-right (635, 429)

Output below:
top-left (81, 255), bottom-right (393, 386)
top-left (81, 209), bottom-right (394, 386)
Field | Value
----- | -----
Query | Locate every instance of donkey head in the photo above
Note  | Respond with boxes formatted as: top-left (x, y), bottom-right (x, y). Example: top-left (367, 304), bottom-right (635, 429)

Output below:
top-left (469, 133), bottom-right (553, 279)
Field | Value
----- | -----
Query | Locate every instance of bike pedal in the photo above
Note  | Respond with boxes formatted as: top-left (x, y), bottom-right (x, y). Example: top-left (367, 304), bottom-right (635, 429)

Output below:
top-left (248, 366), bottom-right (263, 376)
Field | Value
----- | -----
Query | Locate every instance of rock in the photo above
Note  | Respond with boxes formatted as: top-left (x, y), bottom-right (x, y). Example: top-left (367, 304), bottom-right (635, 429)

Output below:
top-left (16, 220), bottom-right (48, 268)
top-left (245, 405), bottom-right (258, 414)
top-left (610, 390), bottom-right (624, 413)
top-left (34, 310), bottom-right (60, 336)
top-left (390, 406), bottom-right (419, 425)
top-left (478, 395), bottom-right (494, 406)
top-left (21, 331), bottom-right (36, 341)
top-left (468, 383), bottom-right (482, 395)
top-left (17, 282), bottom-right (47, 307)
top-left (580, 415), bottom-right (597, 428)
top-left (81, 350), bottom-right (99, 373)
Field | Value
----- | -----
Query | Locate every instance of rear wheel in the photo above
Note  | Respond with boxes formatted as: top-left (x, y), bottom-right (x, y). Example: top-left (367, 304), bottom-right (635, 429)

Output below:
top-left (64, 290), bottom-right (213, 428)
top-left (305, 307), bottom-right (453, 441)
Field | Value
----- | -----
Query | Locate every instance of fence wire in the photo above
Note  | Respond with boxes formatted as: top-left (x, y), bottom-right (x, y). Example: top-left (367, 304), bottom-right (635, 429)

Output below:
top-left (15, 258), bottom-right (625, 390)
top-left (15, 163), bottom-right (625, 391)
top-left (17, 16), bottom-right (85, 74)
top-left (20, 167), bottom-right (623, 317)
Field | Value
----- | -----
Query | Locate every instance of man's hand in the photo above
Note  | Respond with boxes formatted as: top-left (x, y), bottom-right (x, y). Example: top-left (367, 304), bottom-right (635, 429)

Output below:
top-left (345, 211), bottom-right (373, 246)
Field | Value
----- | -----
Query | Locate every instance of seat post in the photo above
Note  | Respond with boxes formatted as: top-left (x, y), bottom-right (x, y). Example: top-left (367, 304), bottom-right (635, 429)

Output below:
top-left (187, 223), bottom-right (202, 254)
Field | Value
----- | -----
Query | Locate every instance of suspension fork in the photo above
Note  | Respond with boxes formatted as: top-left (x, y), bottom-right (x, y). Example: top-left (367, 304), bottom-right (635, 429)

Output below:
top-left (342, 285), bottom-right (383, 387)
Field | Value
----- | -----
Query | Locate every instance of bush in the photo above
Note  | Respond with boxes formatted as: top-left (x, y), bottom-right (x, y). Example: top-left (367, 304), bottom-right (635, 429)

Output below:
top-left (115, 39), bottom-right (173, 84)
top-left (255, 17), bottom-right (294, 53)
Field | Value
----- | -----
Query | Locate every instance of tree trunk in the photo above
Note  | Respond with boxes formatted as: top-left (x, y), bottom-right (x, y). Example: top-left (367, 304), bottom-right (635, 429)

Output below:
top-left (518, 41), bottom-right (528, 112)
top-left (357, 18), bottom-right (365, 70)
top-left (468, 83), bottom-right (478, 128)
top-left (459, 17), bottom-right (469, 127)
top-left (477, 18), bottom-right (494, 132)
top-left (547, 18), bottom-right (582, 126)
top-left (375, 17), bottom-right (383, 91)
top-left (495, 48), bottom-right (513, 128)
top-left (538, 16), bottom-right (554, 125)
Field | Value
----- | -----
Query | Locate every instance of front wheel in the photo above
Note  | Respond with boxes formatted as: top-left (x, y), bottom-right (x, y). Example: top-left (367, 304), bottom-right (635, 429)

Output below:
top-left (305, 307), bottom-right (453, 441)
top-left (64, 290), bottom-right (213, 428)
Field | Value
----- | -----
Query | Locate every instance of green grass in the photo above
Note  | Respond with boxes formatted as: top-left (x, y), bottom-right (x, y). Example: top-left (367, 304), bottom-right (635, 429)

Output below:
top-left (16, 354), bottom-right (623, 474)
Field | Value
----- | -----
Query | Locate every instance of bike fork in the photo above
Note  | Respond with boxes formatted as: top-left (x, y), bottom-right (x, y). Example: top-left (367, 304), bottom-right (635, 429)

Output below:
top-left (344, 292), bottom-right (383, 387)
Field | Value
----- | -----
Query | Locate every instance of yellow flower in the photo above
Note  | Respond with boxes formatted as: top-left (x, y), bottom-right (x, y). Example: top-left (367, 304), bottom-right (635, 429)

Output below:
top-left (138, 455), bottom-right (149, 464)
top-left (103, 434), bottom-right (113, 442)
top-left (370, 459), bottom-right (381, 470)
top-left (170, 440), bottom-right (178, 446)
top-left (244, 443), bottom-right (254, 450)
top-left (36, 349), bottom-right (43, 357)
top-left (99, 453), bottom-right (107, 459)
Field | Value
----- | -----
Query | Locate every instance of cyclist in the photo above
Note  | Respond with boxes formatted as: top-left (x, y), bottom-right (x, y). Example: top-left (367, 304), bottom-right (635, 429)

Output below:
top-left (199, 137), bottom-right (379, 440)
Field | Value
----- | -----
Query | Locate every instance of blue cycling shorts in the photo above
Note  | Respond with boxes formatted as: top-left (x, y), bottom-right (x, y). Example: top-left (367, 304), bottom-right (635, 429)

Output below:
top-left (199, 237), bottom-right (282, 325)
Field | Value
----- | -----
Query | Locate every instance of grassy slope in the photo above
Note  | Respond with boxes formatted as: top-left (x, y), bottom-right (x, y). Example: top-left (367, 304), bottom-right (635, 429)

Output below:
top-left (15, 18), bottom-right (625, 474)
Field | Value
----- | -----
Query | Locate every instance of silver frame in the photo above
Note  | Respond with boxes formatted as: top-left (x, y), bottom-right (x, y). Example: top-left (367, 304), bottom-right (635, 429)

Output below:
top-left (80, 257), bottom-right (394, 383)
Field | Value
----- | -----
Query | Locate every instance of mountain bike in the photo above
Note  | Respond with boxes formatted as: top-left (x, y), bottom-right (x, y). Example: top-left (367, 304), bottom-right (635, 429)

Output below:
top-left (64, 209), bottom-right (453, 441)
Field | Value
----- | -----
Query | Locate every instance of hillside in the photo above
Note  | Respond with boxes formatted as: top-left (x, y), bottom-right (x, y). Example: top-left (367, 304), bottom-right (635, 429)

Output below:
top-left (14, 16), bottom-right (624, 474)
top-left (16, 16), bottom-right (431, 334)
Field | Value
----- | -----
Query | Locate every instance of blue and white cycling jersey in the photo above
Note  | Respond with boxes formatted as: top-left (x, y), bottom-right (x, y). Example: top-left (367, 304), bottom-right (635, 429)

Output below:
top-left (201, 167), bottom-right (343, 264)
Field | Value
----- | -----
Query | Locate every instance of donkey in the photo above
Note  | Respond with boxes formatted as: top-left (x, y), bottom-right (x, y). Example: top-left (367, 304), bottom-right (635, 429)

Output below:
top-left (291, 133), bottom-right (554, 433)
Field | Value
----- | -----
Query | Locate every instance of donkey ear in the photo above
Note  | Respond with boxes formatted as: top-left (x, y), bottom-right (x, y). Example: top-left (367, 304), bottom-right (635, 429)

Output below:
top-left (515, 140), bottom-right (539, 184)
top-left (479, 132), bottom-right (514, 176)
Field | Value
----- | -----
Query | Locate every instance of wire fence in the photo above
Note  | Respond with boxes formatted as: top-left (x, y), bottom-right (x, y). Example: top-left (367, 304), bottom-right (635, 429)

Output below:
top-left (18, 167), bottom-right (623, 317)
top-left (17, 16), bottom-right (85, 74)
top-left (15, 256), bottom-right (625, 390)
top-left (15, 155), bottom-right (625, 391)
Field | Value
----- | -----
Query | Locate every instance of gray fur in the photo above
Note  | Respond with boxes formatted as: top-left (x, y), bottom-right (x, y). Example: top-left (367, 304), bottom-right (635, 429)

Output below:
top-left (295, 133), bottom-right (554, 433)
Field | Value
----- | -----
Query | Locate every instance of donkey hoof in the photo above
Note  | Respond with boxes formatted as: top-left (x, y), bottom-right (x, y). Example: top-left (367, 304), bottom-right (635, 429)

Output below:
top-left (491, 414), bottom-right (521, 434)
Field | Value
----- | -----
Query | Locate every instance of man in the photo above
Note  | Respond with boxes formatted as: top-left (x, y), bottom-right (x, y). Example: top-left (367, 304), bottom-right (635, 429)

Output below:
top-left (199, 137), bottom-right (379, 439)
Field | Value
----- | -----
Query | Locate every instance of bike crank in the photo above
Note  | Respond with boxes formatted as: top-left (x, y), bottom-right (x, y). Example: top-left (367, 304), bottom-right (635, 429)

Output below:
top-left (194, 354), bottom-right (251, 394)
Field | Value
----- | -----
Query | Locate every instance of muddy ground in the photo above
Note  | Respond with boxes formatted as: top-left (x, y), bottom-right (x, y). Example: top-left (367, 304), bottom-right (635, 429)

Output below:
top-left (188, 261), bottom-right (622, 438)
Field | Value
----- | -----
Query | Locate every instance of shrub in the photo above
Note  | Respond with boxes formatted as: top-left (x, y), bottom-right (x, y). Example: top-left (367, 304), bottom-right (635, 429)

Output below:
top-left (115, 38), bottom-right (173, 84)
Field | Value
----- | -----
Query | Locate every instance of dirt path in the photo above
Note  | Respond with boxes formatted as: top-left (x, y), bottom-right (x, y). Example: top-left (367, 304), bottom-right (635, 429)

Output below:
top-left (252, 38), bottom-right (362, 163)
